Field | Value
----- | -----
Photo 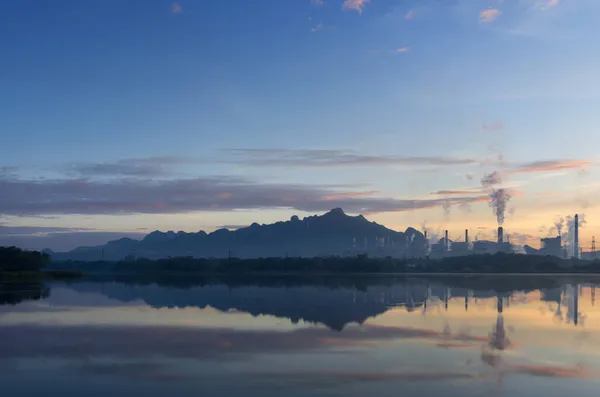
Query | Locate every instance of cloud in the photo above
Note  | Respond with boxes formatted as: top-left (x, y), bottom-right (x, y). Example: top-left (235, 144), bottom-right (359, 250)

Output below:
top-left (0, 225), bottom-right (93, 236)
top-left (483, 121), bottom-right (504, 131)
top-left (0, 174), bottom-right (488, 217)
top-left (66, 157), bottom-right (190, 178)
top-left (311, 23), bottom-right (325, 33)
top-left (395, 47), bottom-right (411, 53)
top-left (405, 11), bottom-right (415, 20)
top-left (311, 0), bottom-right (324, 5)
top-left (221, 149), bottom-right (480, 168)
top-left (480, 9), bottom-right (502, 23)
top-left (342, 0), bottom-right (370, 14)
top-left (512, 160), bottom-right (592, 174)
top-left (430, 189), bottom-right (486, 196)
top-left (0, 231), bottom-right (146, 251)
top-left (170, 3), bottom-right (182, 14)
top-left (481, 171), bottom-right (503, 187)
top-left (540, 0), bottom-right (559, 11)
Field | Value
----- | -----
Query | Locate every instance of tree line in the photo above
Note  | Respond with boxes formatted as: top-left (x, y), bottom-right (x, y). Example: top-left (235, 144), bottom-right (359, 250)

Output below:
top-left (49, 252), bottom-right (600, 275)
top-left (0, 246), bottom-right (50, 272)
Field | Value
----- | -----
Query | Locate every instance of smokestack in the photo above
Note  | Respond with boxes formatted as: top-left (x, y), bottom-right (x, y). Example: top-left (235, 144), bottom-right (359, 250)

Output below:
top-left (465, 229), bottom-right (469, 244)
top-left (497, 226), bottom-right (504, 245)
top-left (574, 214), bottom-right (579, 259)
top-left (445, 230), bottom-right (449, 251)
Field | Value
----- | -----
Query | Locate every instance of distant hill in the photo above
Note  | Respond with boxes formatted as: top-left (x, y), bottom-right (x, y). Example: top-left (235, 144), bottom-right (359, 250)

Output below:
top-left (47, 208), bottom-right (426, 261)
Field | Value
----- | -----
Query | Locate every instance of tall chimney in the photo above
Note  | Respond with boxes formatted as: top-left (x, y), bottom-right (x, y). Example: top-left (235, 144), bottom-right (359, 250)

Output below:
top-left (445, 230), bottom-right (449, 251)
top-left (574, 214), bottom-right (579, 259)
top-left (465, 229), bottom-right (469, 244)
top-left (497, 226), bottom-right (503, 245)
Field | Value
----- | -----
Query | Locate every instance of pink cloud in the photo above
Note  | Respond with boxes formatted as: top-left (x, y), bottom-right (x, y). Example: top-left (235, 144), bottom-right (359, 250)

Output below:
top-left (480, 9), bottom-right (502, 23)
top-left (483, 121), bottom-right (504, 131)
top-left (322, 190), bottom-right (379, 201)
top-left (170, 3), bottom-right (182, 14)
top-left (311, 0), bottom-right (325, 6)
top-left (405, 11), bottom-right (415, 20)
top-left (513, 160), bottom-right (592, 174)
top-left (541, 0), bottom-right (559, 11)
top-left (343, 0), bottom-right (370, 14)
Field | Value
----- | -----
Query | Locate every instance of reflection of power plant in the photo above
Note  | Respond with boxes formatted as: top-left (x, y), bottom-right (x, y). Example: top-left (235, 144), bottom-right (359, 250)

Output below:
top-left (541, 284), bottom-right (583, 326)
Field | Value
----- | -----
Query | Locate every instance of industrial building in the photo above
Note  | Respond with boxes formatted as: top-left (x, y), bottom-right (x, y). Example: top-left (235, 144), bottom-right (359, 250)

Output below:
top-left (540, 236), bottom-right (562, 257)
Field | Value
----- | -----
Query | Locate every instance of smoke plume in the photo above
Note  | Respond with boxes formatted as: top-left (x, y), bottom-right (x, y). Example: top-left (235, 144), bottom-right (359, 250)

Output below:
top-left (489, 189), bottom-right (512, 226)
top-left (441, 199), bottom-right (451, 219)
top-left (564, 214), bottom-right (586, 257)
top-left (553, 216), bottom-right (565, 237)
top-left (481, 171), bottom-right (502, 188)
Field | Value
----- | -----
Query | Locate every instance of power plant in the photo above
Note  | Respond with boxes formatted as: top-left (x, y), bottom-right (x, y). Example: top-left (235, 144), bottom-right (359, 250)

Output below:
top-left (419, 213), bottom-right (587, 260)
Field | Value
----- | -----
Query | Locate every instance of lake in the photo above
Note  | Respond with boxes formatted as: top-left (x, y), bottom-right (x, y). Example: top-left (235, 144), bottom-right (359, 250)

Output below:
top-left (1, 275), bottom-right (599, 396)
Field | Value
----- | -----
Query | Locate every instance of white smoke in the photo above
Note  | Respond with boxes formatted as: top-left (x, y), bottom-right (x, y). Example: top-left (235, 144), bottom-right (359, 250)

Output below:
top-left (564, 214), bottom-right (586, 257)
top-left (554, 216), bottom-right (565, 238)
top-left (489, 188), bottom-right (512, 226)
top-left (441, 199), bottom-right (451, 219)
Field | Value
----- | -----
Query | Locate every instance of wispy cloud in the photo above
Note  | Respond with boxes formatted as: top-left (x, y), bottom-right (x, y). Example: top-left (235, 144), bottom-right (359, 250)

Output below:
top-left (65, 157), bottom-right (190, 178)
top-left (513, 160), bottom-right (592, 174)
top-left (311, 0), bottom-right (325, 6)
top-left (405, 10), bottom-right (415, 20)
top-left (480, 9), bottom-right (502, 23)
top-left (483, 121), bottom-right (504, 131)
top-left (343, 0), bottom-right (370, 14)
top-left (431, 189), bottom-right (487, 196)
top-left (311, 23), bottom-right (325, 33)
top-left (170, 3), bottom-right (182, 14)
top-left (221, 149), bottom-right (479, 168)
top-left (395, 46), bottom-right (411, 53)
top-left (0, 173), bottom-right (487, 216)
top-left (540, 0), bottom-right (559, 11)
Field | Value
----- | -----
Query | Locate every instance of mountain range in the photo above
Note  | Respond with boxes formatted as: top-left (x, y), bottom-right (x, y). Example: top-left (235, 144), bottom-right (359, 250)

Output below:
top-left (46, 208), bottom-right (426, 261)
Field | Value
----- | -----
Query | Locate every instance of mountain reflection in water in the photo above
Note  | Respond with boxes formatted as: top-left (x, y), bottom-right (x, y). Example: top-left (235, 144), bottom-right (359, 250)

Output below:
top-left (1, 276), bottom-right (599, 397)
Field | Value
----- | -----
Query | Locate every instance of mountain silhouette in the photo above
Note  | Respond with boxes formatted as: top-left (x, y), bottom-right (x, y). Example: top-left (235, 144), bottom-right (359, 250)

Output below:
top-left (48, 208), bottom-right (426, 261)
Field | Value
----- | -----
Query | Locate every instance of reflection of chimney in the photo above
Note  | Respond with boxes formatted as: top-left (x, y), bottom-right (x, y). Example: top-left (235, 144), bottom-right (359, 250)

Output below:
top-left (465, 229), bottom-right (469, 244)
top-left (574, 214), bottom-right (579, 259)
top-left (445, 230), bottom-right (449, 251)
top-left (497, 227), bottom-right (504, 245)
top-left (444, 288), bottom-right (450, 311)
top-left (574, 284), bottom-right (579, 326)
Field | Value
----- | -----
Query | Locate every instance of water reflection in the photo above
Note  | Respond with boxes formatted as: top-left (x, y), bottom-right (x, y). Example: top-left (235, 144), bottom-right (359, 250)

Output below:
top-left (0, 281), bottom-right (49, 305)
top-left (1, 276), bottom-right (600, 396)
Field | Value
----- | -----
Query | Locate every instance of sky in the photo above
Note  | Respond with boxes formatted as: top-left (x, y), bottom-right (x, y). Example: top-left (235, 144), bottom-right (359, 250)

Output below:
top-left (2, 0), bottom-right (600, 251)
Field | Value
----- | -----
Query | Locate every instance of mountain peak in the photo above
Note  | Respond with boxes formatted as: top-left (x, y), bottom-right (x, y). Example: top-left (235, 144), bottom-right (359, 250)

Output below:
top-left (325, 208), bottom-right (346, 217)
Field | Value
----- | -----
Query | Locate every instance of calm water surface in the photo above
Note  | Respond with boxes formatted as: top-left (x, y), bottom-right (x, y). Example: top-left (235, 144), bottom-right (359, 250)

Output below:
top-left (1, 276), bottom-right (599, 396)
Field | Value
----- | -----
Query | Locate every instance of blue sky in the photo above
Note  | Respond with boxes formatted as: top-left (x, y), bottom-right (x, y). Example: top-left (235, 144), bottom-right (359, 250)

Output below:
top-left (2, 0), bottom-right (600, 250)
